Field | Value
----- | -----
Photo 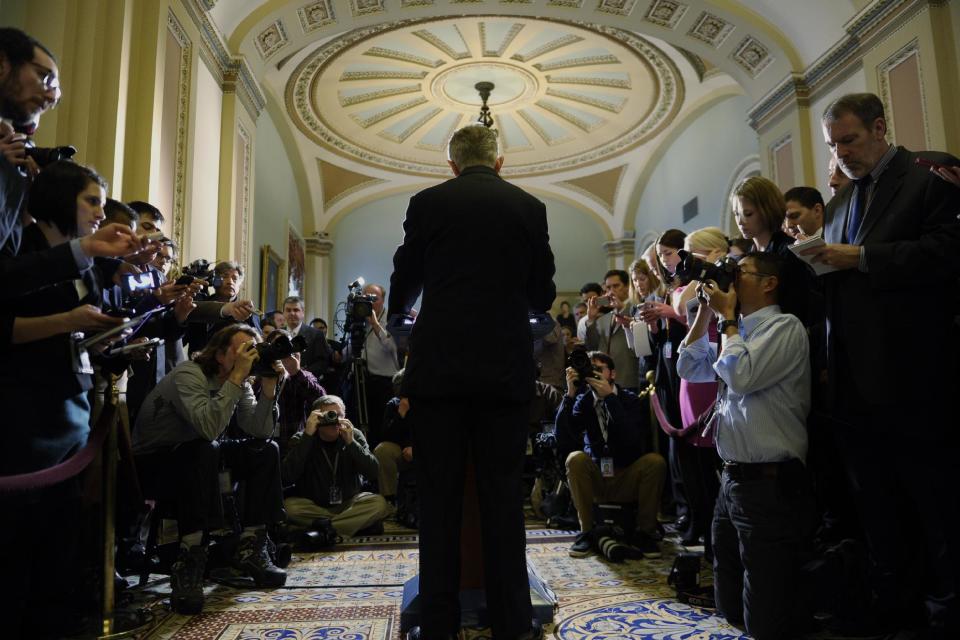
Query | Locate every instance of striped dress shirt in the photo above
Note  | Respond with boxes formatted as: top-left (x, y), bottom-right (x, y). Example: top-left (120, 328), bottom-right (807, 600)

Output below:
top-left (676, 305), bottom-right (810, 463)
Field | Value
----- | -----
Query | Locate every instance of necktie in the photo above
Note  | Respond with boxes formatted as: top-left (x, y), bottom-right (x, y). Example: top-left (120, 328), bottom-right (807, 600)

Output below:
top-left (846, 174), bottom-right (873, 244)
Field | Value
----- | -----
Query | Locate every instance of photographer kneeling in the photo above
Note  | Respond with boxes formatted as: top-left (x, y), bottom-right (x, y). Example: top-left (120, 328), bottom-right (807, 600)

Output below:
top-left (556, 350), bottom-right (666, 559)
top-left (132, 323), bottom-right (286, 615)
top-left (281, 395), bottom-right (389, 539)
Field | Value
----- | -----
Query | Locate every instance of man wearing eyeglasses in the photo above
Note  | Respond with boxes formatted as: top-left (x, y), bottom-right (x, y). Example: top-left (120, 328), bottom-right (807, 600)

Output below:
top-left (0, 28), bottom-right (143, 333)
top-left (677, 252), bottom-right (813, 640)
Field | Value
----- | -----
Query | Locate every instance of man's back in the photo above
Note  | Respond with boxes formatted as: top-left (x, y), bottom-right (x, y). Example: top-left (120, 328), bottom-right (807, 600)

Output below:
top-left (389, 164), bottom-right (556, 403)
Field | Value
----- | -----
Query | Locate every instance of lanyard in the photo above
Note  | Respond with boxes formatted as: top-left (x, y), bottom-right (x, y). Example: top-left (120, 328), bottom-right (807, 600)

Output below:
top-left (320, 448), bottom-right (339, 480)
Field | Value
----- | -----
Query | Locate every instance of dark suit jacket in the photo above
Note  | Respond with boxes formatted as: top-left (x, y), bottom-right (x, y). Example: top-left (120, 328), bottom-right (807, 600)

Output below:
top-left (822, 146), bottom-right (960, 405)
top-left (294, 323), bottom-right (334, 380)
top-left (388, 165), bottom-right (556, 404)
top-left (0, 224), bottom-right (102, 399)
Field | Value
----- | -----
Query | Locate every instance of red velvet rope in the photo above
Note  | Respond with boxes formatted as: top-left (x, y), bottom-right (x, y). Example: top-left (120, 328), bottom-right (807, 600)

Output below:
top-left (0, 405), bottom-right (114, 493)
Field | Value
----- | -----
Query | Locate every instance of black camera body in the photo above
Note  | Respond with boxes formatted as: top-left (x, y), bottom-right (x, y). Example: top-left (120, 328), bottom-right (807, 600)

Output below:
top-left (25, 142), bottom-right (77, 168)
top-left (674, 250), bottom-right (739, 292)
top-left (566, 345), bottom-right (600, 386)
top-left (181, 259), bottom-right (224, 299)
top-left (252, 334), bottom-right (308, 377)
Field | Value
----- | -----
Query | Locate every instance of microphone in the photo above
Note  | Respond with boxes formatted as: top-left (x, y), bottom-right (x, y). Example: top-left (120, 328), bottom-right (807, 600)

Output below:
top-left (347, 276), bottom-right (365, 289)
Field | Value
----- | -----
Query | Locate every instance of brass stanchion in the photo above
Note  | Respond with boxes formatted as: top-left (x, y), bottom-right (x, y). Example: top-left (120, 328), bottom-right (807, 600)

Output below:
top-left (98, 374), bottom-right (153, 639)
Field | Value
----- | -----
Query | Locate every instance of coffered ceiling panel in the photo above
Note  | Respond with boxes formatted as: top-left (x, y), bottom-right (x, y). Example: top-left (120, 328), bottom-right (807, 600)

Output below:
top-left (285, 17), bottom-right (684, 177)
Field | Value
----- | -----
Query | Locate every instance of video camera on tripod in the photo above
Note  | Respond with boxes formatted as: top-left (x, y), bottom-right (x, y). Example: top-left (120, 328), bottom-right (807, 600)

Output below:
top-left (343, 277), bottom-right (378, 357)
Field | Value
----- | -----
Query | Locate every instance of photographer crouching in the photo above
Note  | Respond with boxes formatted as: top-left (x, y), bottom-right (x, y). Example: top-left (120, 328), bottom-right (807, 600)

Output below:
top-left (132, 323), bottom-right (286, 615)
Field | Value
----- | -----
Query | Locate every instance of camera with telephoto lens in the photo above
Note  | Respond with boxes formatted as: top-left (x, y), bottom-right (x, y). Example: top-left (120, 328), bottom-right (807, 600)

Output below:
top-left (566, 345), bottom-right (600, 386)
top-left (252, 334), bottom-right (308, 377)
top-left (674, 250), bottom-right (739, 292)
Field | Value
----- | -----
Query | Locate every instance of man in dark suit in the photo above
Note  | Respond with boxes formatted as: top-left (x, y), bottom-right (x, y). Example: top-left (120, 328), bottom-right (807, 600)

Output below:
top-left (802, 92), bottom-right (960, 636)
top-left (388, 124), bottom-right (556, 640)
top-left (282, 295), bottom-right (335, 382)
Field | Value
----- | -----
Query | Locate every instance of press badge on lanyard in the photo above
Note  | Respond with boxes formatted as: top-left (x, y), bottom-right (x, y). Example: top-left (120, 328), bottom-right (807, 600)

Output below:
top-left (328, 486), bottom-right (342, 505)
top-left (601, 457), bottom-right (615, 478)
top-left (322, 448), bottom-right (342, 505)
top-left (663, 341), bottom-right (673, 360)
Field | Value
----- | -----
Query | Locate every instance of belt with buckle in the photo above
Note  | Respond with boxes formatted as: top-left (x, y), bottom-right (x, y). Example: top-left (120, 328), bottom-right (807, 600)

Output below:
top-left (722, 459), bottom-right (796, 481)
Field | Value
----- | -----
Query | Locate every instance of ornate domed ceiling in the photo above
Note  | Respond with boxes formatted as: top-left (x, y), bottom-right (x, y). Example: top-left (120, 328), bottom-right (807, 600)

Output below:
top-left (285, 17), bottom-right (685, 177)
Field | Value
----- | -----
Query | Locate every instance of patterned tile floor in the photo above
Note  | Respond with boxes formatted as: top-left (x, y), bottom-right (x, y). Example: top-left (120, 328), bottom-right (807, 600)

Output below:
top-left (124, 520), bottom-right (750, 640)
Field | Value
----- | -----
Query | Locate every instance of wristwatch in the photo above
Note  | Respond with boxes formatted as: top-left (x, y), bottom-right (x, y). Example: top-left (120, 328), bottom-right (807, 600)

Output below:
top-left (717, 318), bottom-right (739, 334)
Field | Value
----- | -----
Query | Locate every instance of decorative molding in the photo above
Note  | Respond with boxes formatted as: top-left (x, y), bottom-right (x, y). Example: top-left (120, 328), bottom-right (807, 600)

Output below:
top-left (379, 107), bottom-right (443, 142)
top-left (350, 96), bottom-right (429, 127)
top-left (182, 0), bottom-right (266, 119)
top-left (339, 84), bottom-right (421, 106)
top-left (364, 46), bottom-right (444, 67)
top-left (480, 22), bottom-right (524, 57)
top-left (349, 0), bottom-right (385, 17)
top-left (237, 124), bottom-right (253, 294)
top-left (769, 133), bottom-right (792, 187)
top-left (598, 0), bottom-right (640, 17)
top-left (413, 27), bottom-right (471, 59)
top-left (305, 236), bottom-right (335, 257)
top-left (416, 113), bottom-right (463, 151)
top-left (536, 99), bottom-right (604, 132)
top-left (400, 0), bottom-right (434, 6)
top-left (546, 87), bottom-right (625, 112)
top-left (167, 10), bottom-right (192, 264)
top-left (255, 19), bottom-right (288, 60)
top-left (603, 237), bottom-right (636, 256)
top-left (511, 34), bottom-right (582, 62)
top-left (285, 17), bottom-right (684, 177)
top-left (518, 109), bottom-right (573, 145)
top-left (746, 0), bottom-right (927, 133)
top-left (877, 39), bottom-right (929, 149)
top-left (546, 74), bottom-right (631, 88)
top-left (674, 46), bottom-right (707, 81)
top-left (340, 70), bottom-right (428, 81)
top-left (687, 11), bottom-right (734, 48)
top-left (199, 0), bottom-right (218, 9)
top-left (643, 0), bottom-right (689, 29)
top-left (534, 54), bottom-right (620, 71)
top-left (731, 35), bottom-right (773, 78)
top-left (298, 1), bottom-right (337, 33)
top-left (547, 0), bottom-right (584, 6)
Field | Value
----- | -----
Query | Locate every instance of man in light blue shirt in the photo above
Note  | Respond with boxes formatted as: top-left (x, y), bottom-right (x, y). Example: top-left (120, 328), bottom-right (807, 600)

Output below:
top-left (677, 251), bottom-right (813, 640)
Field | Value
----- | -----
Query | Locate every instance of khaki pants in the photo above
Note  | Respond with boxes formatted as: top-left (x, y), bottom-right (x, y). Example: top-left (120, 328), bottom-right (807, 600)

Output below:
top-left (565, 450), bottom-right (666, 534)
top-left (284, 492), bottom-right (390, 537)
top-left (374, 441), bottom-right (413, 497)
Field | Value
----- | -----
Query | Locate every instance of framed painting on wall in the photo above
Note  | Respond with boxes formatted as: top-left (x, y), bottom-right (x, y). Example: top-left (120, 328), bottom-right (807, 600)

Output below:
top-left (260, 245), bottom-right (284, 313)
top-left (288, 224), bottom-right (306, 298)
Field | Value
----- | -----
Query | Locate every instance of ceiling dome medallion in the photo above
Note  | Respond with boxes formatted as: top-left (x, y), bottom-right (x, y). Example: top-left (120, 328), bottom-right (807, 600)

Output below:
top-left (286, 16), bottom-right (685, 177)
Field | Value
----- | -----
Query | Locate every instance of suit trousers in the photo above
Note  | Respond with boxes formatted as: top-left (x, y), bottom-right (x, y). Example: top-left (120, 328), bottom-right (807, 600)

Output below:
top-left (712, 460), bottom-right (814, 640)
top-left (565, 450), bottom-right (666, 535)
top-left (136, 438), bottom-right (284, 536)
top-left (412, 398), bottom-right (532, 640)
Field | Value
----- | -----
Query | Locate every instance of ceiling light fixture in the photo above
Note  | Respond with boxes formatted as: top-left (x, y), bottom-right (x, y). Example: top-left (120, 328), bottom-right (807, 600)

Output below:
top-left (475, 81), bottom-right (494, 128)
